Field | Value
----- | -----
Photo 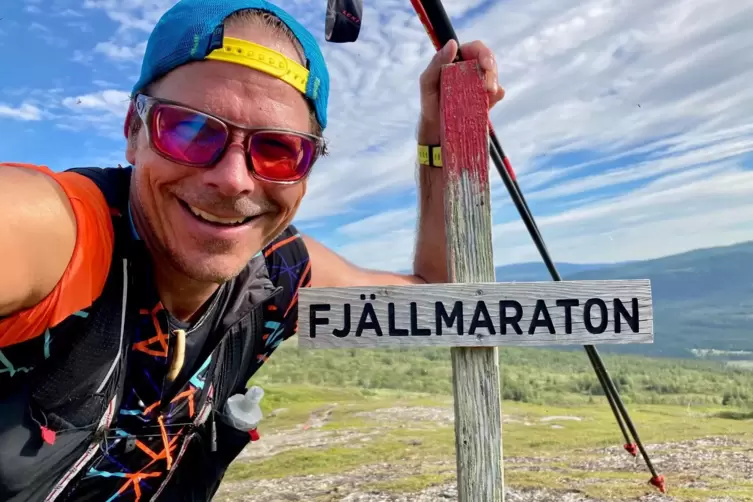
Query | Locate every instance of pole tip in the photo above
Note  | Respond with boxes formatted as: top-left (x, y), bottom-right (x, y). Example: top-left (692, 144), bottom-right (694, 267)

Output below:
top-left (649, 475), bottom-right (666, 493)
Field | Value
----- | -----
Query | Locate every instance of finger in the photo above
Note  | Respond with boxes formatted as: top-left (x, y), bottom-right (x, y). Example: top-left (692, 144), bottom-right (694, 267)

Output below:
top-left (419, 40), bottom-right (459, 92)
top-left (439, 39), bottom-right (460, 65)
top-left (489, 85), bottom-right (506, 108)
top-left (485, 70), bottom-right (498, 94)
top-left (459, 41), bottom-right (494, 69)
top-left (457, 41), bottom-right (498, 93)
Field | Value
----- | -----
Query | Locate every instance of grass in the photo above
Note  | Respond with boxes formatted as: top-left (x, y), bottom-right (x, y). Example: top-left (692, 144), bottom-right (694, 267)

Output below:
top-left (363, 470), bottom-right (455, 493)
top-left (224, 385), bottom-right (753, 500)
top-left (248, 385), bottom-right (753, 455)
top-left (250, 345), bottom-right (753, 408)
top-left (218, 344), bottom-right (753, 500)
top-left (226, 430), bottom-right (455, 482)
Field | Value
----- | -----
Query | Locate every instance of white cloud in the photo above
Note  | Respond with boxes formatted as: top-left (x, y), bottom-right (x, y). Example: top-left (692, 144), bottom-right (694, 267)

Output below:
top-left (93, 79), bottom-right (119, 88)
top-left (54, 90), bottom-right (131, 138)
top-left (334, 227), bottom-right (418, 273)
top-left (94, 41), bottom-right (146, 61)
top-left (305, 0), bottom-right (753, 269)
top-left (29, 21), bottom-right (68, 47)
top-left (1, 88), bottom-right (65, 108)
top-left (527, 132), bottom-right (753, 202)
top-left (62, 89), bottom-right (130, 116)
top-left (82, 0), bottom-right (178, 33)
top-left (490, 165), bottom-right (753, 266)
top-left (68, 21), bottom-right (93, 32)
top-left (72, 50), bottom-right (94, 65)
top-left (336, 207), bottom-right (418, 239)
top-left (0, 103), bottom-right (42, 121)
top-left (27, 0), bottom-right (753, 271)
top-left (332, 159), bottom-right (753, 270)
top-left (57, 9), bottom-right (84, 18)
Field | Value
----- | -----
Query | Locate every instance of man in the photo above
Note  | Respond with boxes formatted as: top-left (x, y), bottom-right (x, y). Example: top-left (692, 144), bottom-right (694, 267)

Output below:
top-left (0, 0), bottom-right (504, 500)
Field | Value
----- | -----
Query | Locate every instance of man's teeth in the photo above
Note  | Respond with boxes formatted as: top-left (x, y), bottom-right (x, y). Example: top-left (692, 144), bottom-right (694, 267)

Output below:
top-left (187, 204), bottom-right (248, 225)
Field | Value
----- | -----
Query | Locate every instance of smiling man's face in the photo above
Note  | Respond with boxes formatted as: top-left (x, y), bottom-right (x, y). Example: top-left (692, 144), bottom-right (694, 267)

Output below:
top-left (126, 20), bottom-right (311, 284)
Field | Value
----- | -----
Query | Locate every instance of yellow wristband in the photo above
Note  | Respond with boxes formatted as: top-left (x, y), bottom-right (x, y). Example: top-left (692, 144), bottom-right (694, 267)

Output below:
top-left (418, 144), bottom-right (442, 168)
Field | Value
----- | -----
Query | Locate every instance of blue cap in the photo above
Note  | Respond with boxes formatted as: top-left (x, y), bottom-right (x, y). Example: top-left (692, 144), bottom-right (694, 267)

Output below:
top-left (132, 0), bottom-right (329, 129)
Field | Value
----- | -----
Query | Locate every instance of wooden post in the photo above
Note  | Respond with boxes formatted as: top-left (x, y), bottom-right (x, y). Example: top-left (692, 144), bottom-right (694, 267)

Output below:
top-left (440, 60), bottom-right (503, 502)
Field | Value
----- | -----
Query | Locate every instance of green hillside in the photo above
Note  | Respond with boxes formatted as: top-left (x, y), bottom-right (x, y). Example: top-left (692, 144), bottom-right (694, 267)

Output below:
top-left (560, 240), bottom-right (753, 359)
top-left (493, 240), bottom-right (753, 359)
top-left (252, 345), bottom-right (753, 409)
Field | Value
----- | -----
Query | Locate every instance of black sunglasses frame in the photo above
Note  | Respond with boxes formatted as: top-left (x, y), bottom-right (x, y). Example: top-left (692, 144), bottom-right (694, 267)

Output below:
top-left (132, 93), bottom-right (326, 184)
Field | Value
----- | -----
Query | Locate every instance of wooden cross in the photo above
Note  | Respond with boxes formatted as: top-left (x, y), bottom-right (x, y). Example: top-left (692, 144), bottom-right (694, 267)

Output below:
top-left (298, 60), bottom-right (654, 502)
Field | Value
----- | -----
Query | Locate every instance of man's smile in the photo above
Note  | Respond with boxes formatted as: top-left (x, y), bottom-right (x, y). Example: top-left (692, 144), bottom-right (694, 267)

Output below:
top-left (178, 199), bottom-right (261, 228)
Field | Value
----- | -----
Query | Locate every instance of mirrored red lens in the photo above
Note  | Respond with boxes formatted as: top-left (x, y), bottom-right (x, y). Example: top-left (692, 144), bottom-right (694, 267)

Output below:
top-left (249, 131), bottom-right (315, 182)
top-left (151, 105), bottom-right (228, 165)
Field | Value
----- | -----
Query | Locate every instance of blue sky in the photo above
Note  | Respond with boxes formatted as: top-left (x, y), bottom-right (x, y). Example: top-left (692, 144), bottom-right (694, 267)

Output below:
top-left (2, 0), bottom-right (752, 271)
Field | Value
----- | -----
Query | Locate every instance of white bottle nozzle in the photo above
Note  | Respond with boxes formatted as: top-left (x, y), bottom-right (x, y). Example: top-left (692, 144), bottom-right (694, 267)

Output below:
top-left (247, 386), bottom-right (264, 403)
top-left (225, 385), bottom-right (265, 430)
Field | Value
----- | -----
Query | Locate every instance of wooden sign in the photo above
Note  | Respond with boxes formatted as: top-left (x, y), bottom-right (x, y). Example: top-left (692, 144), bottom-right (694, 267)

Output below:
top-left (298, 279), bottom-right (653, 349)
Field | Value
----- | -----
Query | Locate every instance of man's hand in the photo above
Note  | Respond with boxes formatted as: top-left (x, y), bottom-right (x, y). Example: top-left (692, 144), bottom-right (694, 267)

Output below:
top-left (412, 40), bottom-right (505, 284)
top-left (417, 40), bottom-right (505, 145)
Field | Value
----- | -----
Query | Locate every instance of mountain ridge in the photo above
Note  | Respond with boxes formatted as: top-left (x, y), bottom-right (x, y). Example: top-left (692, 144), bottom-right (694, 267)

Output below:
top-left (493, 240), bottom-right (753, 359)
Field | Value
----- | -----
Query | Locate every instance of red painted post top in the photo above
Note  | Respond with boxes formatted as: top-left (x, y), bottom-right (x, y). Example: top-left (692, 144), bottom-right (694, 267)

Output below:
top-left (439, 60), bottom-right (490, 184)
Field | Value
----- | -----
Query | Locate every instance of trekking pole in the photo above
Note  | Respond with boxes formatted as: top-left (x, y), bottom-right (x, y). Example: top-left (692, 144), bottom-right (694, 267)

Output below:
top-left (409, 0), bottom-right (665, 492)
top-left (585, 348), bottom-right (636, 456)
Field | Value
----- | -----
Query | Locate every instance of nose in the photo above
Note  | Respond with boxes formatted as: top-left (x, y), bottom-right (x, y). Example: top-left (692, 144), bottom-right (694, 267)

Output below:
top-left (201, 143), bottom-right (256, 197)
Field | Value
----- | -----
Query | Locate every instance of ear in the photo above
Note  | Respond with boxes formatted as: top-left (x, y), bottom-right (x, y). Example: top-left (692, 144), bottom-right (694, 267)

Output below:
top-left (123, 102), bottom-right (134, 140)
top-left (124, 102), bottom-right (137, 165)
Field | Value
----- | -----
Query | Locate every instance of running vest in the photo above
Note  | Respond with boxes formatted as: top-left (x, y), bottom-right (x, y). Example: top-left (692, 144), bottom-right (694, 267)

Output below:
top-left (0, 166), bottom-right (308, 501)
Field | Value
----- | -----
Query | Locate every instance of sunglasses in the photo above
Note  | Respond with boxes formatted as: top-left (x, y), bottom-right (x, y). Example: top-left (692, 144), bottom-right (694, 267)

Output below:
top-left (131, 93), bottom-right (325, 184)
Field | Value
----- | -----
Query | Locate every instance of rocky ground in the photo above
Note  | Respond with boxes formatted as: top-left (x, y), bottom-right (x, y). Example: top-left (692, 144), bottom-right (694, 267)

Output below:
top-left (215, 404), bottom-right (753, 502)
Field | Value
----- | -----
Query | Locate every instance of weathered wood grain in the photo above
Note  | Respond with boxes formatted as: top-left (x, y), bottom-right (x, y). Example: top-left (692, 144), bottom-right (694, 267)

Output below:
top-left (297, 279), bottom-right (654, 349)
top-left (441, 60), bottom-right (503, 502)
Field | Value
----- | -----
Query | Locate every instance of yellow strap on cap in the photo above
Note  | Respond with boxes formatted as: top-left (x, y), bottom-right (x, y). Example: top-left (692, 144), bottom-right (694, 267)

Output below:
top-left (418, 144), bottom-right (442, 168)
top-left (205, 36), bottom-right (309, 94)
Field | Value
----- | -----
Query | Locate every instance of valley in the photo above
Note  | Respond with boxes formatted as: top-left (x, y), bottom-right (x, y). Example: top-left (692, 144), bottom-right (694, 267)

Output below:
top-left (216, 345), bottom-right (753, 501)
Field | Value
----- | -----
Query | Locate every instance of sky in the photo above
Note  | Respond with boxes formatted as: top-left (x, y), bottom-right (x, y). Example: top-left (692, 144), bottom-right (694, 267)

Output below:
top-left (1, 0), bottom-right (752, 272)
